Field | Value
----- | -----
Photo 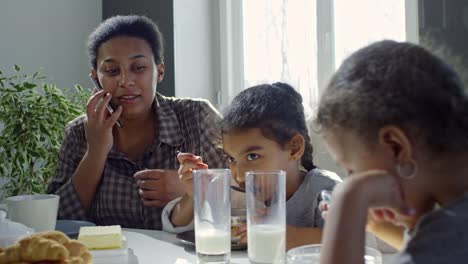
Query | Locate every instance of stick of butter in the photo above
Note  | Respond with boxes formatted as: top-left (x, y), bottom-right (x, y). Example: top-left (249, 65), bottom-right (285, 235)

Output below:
top-left (78, 225), bottom-right (122, 250)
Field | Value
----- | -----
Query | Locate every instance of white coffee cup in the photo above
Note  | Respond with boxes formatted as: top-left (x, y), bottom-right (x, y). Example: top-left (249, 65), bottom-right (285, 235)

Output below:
top-left (0, 194), bottom-right (59, 232)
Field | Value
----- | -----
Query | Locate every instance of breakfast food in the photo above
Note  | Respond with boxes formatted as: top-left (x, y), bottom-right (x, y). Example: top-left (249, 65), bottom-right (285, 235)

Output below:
top-left (231, 215), bottom-right (247, 244)
top-left (0, 230), bottom-right (92, 264)
top-left (78, 225), bottom-right (122, 250)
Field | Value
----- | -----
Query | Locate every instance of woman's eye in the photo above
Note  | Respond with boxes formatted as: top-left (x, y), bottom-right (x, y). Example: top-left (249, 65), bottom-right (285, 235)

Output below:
top-left (346, 170), bottom-right (354, 176)
top-left (104, 68), bottom-right (119, 75)
top-left (133, 65), bottom-right (146, 72)
top-left (246, 153), bottom-right (259, 161)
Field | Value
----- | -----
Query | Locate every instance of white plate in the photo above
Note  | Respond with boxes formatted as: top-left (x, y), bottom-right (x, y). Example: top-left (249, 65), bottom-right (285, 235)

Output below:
top-left (90, 236), bottom-right (128, 264)
top-left (55, 220), bottom-right (95, 239)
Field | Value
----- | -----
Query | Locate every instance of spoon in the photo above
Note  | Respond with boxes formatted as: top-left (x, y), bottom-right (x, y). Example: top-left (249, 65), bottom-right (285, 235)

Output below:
top-left (321, 190), bottom-right (332, 204)
top-left (231, 185), bottom-right (246, 193)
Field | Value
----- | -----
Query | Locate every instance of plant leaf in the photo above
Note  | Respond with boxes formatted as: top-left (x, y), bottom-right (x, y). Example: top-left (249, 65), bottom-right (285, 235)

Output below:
top-left (0, 65), bottom-right (89, 199)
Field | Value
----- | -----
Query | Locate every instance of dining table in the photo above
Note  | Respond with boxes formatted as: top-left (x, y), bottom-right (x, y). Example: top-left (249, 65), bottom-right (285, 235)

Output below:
top-left (94, 228), bottom-right (397, 264)
top-left (119, 228), bottom-right (248, 264)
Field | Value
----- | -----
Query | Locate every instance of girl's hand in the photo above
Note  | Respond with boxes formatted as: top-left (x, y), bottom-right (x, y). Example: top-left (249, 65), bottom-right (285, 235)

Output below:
top-left (339, 170), bottom-right (416, 219)
top-left (177, 152), bottom-right (208, 197)
top-left (321, 170), bottom-right (413, 264)
top-left (323, 170), bottom-right (416, 226)
top-left (319, 187), bottom-right (403, 229)
top-left (319, 190), bottom-right (332, 220)
top-left (318, 173), bottom-right (410, 218)
top-left (84, 90), bottom-right (122, 157)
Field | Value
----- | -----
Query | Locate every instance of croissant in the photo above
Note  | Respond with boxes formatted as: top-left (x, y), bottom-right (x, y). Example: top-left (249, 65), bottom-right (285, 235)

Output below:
top-left (63, 241), bottom-right (86, 258)
top-left (0, 231), bottom-right (92, 264)
top-left (65, 242), bottom-right (91, 264)
top-left (79, 252), bottom-right (92, 264)
top-left (18, 236), bottom-right (69, 262)
top-left (30, 231), bottom-right (70, 245)
top-left (0, 243), bottom-right (22, 263)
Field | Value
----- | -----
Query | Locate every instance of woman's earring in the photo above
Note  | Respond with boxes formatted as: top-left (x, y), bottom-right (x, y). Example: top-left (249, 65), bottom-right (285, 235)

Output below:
top-left (396, 160), bottom-right (418, 180)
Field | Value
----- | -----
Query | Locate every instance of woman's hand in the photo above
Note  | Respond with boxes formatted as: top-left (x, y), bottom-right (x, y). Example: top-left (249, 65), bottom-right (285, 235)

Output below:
top-left (177, 152), bottom-right (208, 197)
top-left (84, 90), bottom-right (122, 157)
top-left (134, 169), bottom-right (185, 207)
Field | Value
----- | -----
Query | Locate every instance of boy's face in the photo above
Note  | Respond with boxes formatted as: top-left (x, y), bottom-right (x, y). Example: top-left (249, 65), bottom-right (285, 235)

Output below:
top-left (222, 128), bottom-right (292, 190)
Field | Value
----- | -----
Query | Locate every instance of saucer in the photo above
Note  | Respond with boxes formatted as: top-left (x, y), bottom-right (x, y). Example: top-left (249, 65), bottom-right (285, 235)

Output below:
top-left (176, 230), bottom-right (247, 251)
top-left (55, 220), bottom-right (95, 239)
top-left (91, 236), bottom-right (128, 264)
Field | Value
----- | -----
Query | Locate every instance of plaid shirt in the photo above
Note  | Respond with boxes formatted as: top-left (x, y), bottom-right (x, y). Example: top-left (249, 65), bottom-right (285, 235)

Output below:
top-left (47, 93), bottom-right (225, 229)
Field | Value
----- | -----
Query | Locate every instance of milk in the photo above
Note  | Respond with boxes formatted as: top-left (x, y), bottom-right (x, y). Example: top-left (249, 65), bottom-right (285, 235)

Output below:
top-left (195, 229), bottom-right (230, 255)
top-left (248, 224), bottom-right (286, 263)
top-left (364, 255), bottom-right (383, 264)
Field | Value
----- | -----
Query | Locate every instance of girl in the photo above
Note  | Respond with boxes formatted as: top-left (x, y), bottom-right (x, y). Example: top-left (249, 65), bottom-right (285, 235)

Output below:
top-left (163, 83), bottom-right (340, 246)
top-left (316, 40), bottom-right (468, 263)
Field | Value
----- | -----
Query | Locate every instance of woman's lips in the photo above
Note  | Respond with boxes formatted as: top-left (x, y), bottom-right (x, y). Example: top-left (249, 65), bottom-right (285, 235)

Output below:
top-left (118, 95), bottom-right (140, 105)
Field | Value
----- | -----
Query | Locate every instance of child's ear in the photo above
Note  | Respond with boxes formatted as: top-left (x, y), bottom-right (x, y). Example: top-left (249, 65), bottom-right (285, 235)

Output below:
top-left (287, 133), bottom-right (305, 161)
top-left (378, 125), bottom-right (413, 163)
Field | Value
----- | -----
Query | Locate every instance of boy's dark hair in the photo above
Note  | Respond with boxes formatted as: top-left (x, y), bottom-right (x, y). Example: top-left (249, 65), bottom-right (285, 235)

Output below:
top-left (316, 40), bottom-right (468, 154)
top-left (222, 82), bottom-right (316, 171)
top-left (87, 15), bottom-right (164, 70)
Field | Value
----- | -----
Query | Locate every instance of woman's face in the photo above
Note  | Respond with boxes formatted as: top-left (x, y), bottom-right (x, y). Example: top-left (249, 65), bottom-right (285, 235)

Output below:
top-left (94, 36), bottom-right (164, 120)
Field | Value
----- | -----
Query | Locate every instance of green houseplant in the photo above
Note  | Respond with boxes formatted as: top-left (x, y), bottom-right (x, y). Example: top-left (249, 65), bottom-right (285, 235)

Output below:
top-left (0, 65), bottom-right (90, 198)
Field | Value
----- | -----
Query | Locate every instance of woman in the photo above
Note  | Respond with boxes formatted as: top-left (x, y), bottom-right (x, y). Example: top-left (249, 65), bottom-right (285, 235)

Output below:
top-left (48, 15), bottom-right (224, 229)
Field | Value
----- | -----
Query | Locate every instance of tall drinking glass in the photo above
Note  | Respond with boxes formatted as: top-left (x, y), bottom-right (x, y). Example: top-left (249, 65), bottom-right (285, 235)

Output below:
top-left (246, 170), bottom-right (286, 264)
top-left (193, 169), bottom-right (231, 264)
top-left (286, 244), bottom-right (383, 264)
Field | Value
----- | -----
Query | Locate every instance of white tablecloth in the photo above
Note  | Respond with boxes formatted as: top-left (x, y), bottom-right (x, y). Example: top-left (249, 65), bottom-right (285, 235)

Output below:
top-left (122, 229), bottom-right (249, 264)
top-left (102, 228), bottom-right (395, 264)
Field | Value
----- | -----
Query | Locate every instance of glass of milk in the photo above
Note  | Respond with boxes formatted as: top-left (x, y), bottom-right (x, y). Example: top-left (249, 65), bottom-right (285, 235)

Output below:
top-left (193, 169), bottom-right (231, 264)
top-left (246, 170), bottom-right (286, 264)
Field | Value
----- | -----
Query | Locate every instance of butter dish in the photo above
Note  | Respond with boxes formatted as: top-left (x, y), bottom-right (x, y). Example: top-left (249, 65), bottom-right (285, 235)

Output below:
top-left (91, 236), bottom-right (128, 264)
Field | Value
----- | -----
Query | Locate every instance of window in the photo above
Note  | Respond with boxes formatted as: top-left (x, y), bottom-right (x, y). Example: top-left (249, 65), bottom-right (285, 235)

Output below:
top-left (242, 0), bottom-right (318, 115)
top-left (334, 0), bottom-right (408, 68)
top-left (239, 0), bottom-right (418, 114)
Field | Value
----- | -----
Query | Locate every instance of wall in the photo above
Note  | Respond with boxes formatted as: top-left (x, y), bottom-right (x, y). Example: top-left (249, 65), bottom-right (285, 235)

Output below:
top-left (103, 0), bottom-right (175, 97)
top-left (173, 0), bottom-right (220, 103)
top-left (102, 0), bottom-right (224, 102)
top-left (0, 0), bottom-right (102, 89)
top-left (0, 0), bottom-right (102, 197)
top-left (419, 0), bottom-right (468, 84)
